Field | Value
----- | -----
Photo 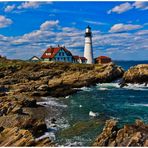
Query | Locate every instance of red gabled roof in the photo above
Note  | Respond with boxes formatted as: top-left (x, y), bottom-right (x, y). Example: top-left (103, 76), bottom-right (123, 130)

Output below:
top-left (96, 56), bottom-right (111, 60)
top-left (79, 57), bottom-right (87, 60)
top-left (41, 46), bottom-right (72, 59)
top-left (73, 56), bottom-right (79, 59)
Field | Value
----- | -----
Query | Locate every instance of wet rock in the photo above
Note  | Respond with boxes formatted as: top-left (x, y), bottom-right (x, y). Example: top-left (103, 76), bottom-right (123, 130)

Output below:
top-left (0, 127), bottom-right (54, 146)
top-left (11, 105), bottom-right (23, 114)
top-left (22, 99), bottom-right (37, 107)
top-left (123, 64), bottom-right (148, 84)
top-left (93, 119), bottom-right (118, 146)
top-left (37, 84), bottom-right (49, 91)
top-left (93, 119), bottom-right (148, 147)
top-left (0, 72), bottom-right (4, 78)
top-left (0, 114), bottom-right (47, 137)
top-left (51, 118), bottom-right (56, 124)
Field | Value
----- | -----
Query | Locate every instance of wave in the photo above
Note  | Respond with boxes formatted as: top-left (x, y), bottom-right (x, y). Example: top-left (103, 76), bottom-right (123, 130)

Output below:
top-left (37, 101), bottom-right (67, 108)
top-left (96, 83), bottom-right (120, 89)
top-left (124, 83), bottom-right (148, 91)
top-left (79, 86), bottom-right (92, 91)
top-left (97, 87), bottom-right (108, 90)
top-left (43, 117), bottom-right (70, 142)
top-left (35, 132), bottom-right (56, 141)
top-left (96, 83), bottom-right (148, 91)
top-left (37, 97), bottom-right (67, 108)
top-left (58, 136), bottom-right (90, 146)
top-left (129, 103), bottom-right (148, 107)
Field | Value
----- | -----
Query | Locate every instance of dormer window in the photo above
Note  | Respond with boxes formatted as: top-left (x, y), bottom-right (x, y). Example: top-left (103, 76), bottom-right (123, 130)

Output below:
top-left (46, 52), bottom-right (51, 56)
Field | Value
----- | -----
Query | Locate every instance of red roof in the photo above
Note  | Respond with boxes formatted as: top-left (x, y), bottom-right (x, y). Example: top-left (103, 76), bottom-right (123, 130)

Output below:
top-left (41, 47), bottom-right (72, 59)
top-left (79, 57), bottom-right (87, 60)
top-left (96, 56), bottom-right (111, 60)
top-left (73, 56), bottom-right (79, 59)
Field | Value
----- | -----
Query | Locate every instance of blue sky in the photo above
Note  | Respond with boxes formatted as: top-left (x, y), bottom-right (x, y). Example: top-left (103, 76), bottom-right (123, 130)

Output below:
top-left (0, 1), bottom-right (147, 60)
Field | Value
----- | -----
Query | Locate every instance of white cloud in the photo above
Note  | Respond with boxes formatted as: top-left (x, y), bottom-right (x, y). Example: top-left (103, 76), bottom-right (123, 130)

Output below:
top-left (0, 15), bottom-right (13, 28)
top-left (0, 19), bottom-right (147, 60)
top-left (40, 20), bottom-right (59, 30)
top-left (133, 1), bottom-right (148, 10)
top-left (18, 2), bottom-right (52, 9)
top-left (108, 2), bottom-right (133, 14)
top-left (84, 20), bottom-right (107, 25)
top-left (109, 23), bottom-right (142, 33)
top-left (4, 4), bottom-right (15, 12)
top-left (136, 30), bottom-right (148, 35)
top-left (108, 2), bottom-right (148, 14)
top-left (18, 2), bottom-right (40, 9)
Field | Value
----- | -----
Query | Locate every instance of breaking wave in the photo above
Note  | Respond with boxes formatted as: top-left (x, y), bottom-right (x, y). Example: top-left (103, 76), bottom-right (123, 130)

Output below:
top-left (37, 97), bottom-right (67, 108)
top-left (128, 103), bottom-right (148, 107)
top-left (96, 83), bottom-right (148, 91)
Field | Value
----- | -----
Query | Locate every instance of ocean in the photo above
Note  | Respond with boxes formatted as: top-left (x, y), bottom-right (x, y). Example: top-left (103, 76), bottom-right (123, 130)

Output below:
top-left (41, 61), bottom-right (148, 146)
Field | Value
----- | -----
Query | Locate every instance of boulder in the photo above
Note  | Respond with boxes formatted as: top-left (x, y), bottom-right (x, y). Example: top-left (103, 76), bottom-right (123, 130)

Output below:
top-left (123, 64), bottom-right (148, 84)
top-left (22, 99), bottom-right (37, 107)
top-left (37, 84), bottom-right (49, 91)
top-left (93, 119), bottom-right (148, 147)
top-left (0, 127), bottom-right (54, 146)
top-left (0, 115), bottom-right (47, 137)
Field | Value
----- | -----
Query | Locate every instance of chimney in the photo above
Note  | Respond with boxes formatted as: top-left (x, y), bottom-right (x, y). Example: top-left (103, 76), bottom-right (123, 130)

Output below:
top-left (58, 44), bottom-right (60, 47)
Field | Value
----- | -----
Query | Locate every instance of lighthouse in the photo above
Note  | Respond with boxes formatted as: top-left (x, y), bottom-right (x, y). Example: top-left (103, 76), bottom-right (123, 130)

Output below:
top-left (84, 26), bottom-right (94, 64)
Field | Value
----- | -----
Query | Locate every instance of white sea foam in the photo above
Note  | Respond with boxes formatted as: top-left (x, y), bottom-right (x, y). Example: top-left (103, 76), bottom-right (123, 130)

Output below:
top-left (97, 83), bottom-right (120, 89)
top-left (37, 101), bottom-right (67, 108)
top-left (79, 104), bottom-right (82, 108)
top-left (58, 136), bottom-right (90, 146)
top-left (97, 87), bottom-right (108, 90)
top-left (55, 117), bottom-right (70, 129)
top-left (124, 83), bottom-right (148, 90)
top-left (37, 97), bottom-right (67, 108)
top-left (129, 103), bottom-right (148, 107)
top-left (79, 87), bottom-right (92, 91)
top-left (96, 83), bottom-right (148, 91)
top-left (65, 96), bottom-right (70, 99)
top-left (35, 131), bottom-right (56, 141)
top-left (89, 111), bottom-right (99, 117)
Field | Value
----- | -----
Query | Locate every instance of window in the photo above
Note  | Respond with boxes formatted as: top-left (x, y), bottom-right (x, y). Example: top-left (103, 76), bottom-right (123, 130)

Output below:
top-left (62, 52), bottom-right (64, 56)
top-left (46, 52), bottom-right (51, 56)
top-left (59, 53), bottom-right (61, 56)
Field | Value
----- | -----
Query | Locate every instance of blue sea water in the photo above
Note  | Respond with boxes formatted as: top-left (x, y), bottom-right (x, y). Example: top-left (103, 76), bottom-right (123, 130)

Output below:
top-left (50, 61), bottom-right (148, 146)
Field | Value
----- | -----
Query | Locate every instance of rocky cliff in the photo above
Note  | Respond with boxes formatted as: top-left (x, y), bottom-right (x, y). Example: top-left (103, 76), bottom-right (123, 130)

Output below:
top-left (0, 58), bottom-right (124, 146)
top-left (0, 58), bottom-right (124, 97)
top-left (0, 94), bottom-right (54, 146)
top-left (93, 119), bottom-right (148, 147)
top-left (122, 64), bottom-right (148, 85)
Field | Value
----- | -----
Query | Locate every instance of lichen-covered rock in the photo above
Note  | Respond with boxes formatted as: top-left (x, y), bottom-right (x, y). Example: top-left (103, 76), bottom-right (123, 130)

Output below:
top-left (0, 127), bottom-right (54, 146)
top-left (22, 98), bottom-right (37, 107)
top-left (93, 119), bottom-right (148, 147)
top-left (0, 114), bottom-right (47, 137)
top-left (123, 64), bottom-right (148, 84)
top-left (0, 58), bottom-right (124, 97)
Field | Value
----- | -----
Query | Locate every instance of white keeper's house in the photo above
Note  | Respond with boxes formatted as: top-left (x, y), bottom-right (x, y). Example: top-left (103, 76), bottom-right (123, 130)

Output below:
top-left (41, 45), bottom-right (87, 64)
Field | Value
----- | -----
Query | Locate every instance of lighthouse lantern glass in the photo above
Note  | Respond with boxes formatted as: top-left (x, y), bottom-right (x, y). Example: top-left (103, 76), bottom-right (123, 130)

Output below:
top-left (86, 28), bottom-right (90, 33)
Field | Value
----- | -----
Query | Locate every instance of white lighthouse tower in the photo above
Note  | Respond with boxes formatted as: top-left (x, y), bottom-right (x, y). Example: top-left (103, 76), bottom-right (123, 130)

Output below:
top-left (84, 26), bottom-right (94, 64)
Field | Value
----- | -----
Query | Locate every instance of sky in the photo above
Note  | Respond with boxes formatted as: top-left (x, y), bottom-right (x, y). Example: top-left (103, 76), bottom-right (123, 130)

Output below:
top-left (0, 1), bottom-right (148, 60)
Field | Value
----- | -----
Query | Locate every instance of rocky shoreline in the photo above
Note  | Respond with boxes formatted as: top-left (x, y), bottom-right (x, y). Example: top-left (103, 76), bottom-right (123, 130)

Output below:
top-left (120, 64), bottom-right (148, 87)
top-left (93, 119), bottom-right (148, 146)
top-left (0, 57), bottom-right (148, 146)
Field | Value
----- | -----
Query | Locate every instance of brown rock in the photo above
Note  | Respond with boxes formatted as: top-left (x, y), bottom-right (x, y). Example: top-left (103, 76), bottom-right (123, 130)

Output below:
top-left (93, 119), bottom-right (148, 147)
top-left (123, 64), bottom-right (148, 84)
top-left (0, 127), bottom-right (54, 146)
top-left (0, 114), bottom-right (47, 137)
